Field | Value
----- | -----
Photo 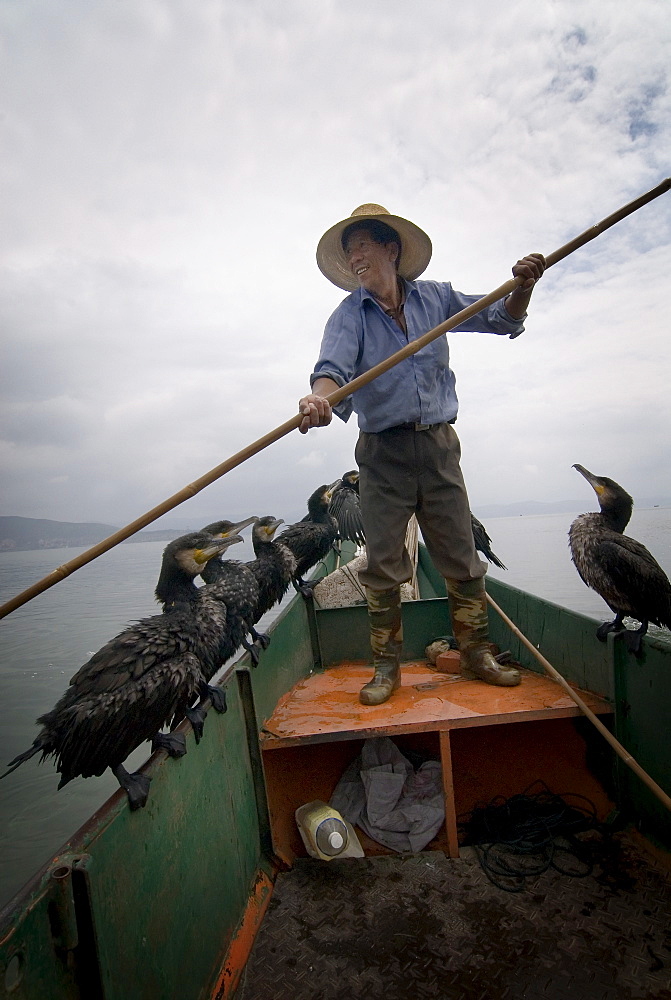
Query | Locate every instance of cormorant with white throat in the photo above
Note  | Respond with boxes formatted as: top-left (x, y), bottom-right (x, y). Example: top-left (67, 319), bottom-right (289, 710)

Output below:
top-left (2, 531), bottom-right (243, 809)
top-left (246, 516), bottom-right (297, 652)
top-left (279, 483), bottom-right (338, 595)
top-left (569, 464), bottom-right (671, 654)
top-left (200, 516), bottom-right (270, 666)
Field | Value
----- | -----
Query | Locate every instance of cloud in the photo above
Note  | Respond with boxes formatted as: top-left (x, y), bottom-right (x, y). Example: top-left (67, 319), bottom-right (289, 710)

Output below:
top-left (297, 449), bottom-right (329, 469)
top-left (1, 0), bottom-right (670, 529)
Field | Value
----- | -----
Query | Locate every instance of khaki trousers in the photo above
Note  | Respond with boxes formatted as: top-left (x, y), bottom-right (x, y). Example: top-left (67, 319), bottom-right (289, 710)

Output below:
top-left (355, 423), bottom-right (486, 590)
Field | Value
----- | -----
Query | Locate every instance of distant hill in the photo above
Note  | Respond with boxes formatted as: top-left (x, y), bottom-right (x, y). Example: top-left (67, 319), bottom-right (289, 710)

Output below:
top-left (473, 498), bottom-right (671, 519)
top-left (0, 516), bottom-right (182, 552)
top-left (3, 499), bottom-right (669, 551)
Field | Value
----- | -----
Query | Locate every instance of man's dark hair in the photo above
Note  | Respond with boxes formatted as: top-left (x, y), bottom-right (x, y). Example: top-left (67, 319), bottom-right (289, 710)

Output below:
top-left (341, 220), bottom-right (402, 268)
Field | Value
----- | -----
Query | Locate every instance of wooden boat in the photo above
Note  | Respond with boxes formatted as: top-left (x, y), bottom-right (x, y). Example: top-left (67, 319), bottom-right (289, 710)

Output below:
top-left (1, 541), bottom-right (670, 999)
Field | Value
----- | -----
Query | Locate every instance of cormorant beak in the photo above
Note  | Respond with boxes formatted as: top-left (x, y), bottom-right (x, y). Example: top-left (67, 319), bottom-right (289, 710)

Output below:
top-left (254, 514), bottom-right (284, 541)
top-left (573, 464), bottom-right (605, 496)
top-left (195, 535), bottom-right (243, 564)
top-left (225, 516), bottom-right (258, 536)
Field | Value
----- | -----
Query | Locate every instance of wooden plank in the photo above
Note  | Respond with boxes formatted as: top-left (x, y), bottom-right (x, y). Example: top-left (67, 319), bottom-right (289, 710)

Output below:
top-left (439, 731), bottom-right (459, 859)
top-left (260, 663), bottom-right (612, 749)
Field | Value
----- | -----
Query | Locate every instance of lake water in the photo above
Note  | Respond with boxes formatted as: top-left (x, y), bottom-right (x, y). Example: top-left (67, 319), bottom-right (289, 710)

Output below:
top-left (1, 508), bottom-right (670, 908)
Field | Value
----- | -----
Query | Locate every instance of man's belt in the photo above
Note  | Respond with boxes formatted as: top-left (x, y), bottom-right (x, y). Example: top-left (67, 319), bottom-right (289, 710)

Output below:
top-left (384, 422), bottom-right (437, 432)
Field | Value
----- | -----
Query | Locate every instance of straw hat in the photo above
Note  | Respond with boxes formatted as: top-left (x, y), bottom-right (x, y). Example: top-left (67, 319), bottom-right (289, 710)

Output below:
top-left (316, 204), bottom-right (432, 291)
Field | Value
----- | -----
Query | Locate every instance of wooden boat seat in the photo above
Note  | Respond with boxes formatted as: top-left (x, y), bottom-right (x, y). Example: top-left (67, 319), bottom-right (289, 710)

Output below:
top-left (260, 662), bottom-right (615, 863)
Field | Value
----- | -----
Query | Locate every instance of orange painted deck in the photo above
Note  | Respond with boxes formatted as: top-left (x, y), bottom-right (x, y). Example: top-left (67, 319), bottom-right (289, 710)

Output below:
top-left (260, 662), bottom-right (615, 863)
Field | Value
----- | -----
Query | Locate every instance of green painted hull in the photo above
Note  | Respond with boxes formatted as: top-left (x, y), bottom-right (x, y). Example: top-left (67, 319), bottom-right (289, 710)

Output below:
top-left (1, 545), bottom-right (670, 998)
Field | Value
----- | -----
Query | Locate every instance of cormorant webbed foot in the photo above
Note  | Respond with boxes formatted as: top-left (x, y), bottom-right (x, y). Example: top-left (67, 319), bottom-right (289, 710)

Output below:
top-left (206, 684), bottom-right (227, 713)
top-left (186, 686), bottom-right (226, 739)
top-left (595, 615), bottom-right (625, 642)
top-left (242, 638), bottom-right (261, 667)
top-left (617, 621), bottom-right (648, 657)
top-left (250, 627), bottom-right (270, 650)
top-left (294, 577), bottom-right (316, 599)
top-left (151, 731), bottom-right (187, 758)
top-left (185, 705), bottom-right (207, 743)
top-left (112, 764), bottom-right (152, 810)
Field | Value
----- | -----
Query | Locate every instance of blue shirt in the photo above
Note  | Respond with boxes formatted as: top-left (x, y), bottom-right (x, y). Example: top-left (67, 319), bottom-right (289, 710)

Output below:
top-left (310, 279), bottom-right (525, 433)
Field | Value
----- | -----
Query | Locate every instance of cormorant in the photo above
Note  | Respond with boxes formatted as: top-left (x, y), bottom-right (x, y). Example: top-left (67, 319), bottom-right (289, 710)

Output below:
top-left (279, 484), bottom-right (338, 596)
top-left (155, 531), bottom-right (249, 734)
top-left (200, 517), bottom-right (268, 666)
top-left (246, 516), bottom-right (297, 641)
top-left (2, 532), bottom-right (243, 809)
top-left (471, 514), bottom-right (507, 570)
top-left (569, 464), bottom-right (671, 654)
top-left (329, 470), bottom-right (506, 569)
top-left (328, 470), bottom-right (366, 546)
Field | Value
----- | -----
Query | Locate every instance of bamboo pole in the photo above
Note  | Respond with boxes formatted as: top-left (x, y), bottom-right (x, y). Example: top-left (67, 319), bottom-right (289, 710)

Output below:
top-left (1, 178), bottom-right (669, 620)
top-left (486, 591), bottom-right (671, 814)
top-left (544, 177), bottom-right (671, 268)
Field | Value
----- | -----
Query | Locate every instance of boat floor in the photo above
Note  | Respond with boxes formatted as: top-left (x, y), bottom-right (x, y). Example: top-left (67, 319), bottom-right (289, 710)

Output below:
top-left (237, 831), bottom-right (671, 1000)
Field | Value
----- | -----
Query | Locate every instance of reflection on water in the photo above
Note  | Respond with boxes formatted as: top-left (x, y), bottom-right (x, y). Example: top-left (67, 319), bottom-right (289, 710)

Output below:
top-left (0, 509), bottom-right (669, 907)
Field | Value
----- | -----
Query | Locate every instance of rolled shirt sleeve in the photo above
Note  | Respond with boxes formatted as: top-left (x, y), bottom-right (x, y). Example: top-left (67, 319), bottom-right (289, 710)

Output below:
top-left (310, 302), bottom-right (364, 422)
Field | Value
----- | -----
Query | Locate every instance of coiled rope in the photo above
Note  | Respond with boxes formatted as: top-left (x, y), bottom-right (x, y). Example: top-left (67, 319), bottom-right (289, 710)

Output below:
top-left (460, 780), bottom-right (609, 893)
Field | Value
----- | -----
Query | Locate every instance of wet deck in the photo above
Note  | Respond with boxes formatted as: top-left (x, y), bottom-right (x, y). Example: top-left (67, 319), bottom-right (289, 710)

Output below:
top-left (260, 661), bottom-right (612, 746)
top-left (236, 833), bottom-right (671, 1000)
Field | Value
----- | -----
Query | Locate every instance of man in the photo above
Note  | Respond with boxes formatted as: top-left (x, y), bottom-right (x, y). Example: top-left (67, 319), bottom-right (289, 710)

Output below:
top-left (299, 204), bottom-right (545, 705)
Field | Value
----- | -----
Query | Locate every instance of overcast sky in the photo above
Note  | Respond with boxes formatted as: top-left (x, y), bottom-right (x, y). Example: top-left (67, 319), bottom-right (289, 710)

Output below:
top-left (1, 0), bottom-right (670, 530)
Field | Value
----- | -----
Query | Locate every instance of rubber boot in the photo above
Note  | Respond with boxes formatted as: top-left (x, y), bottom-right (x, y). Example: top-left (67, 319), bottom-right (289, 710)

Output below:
top-left (359, 586), bottom-right (403, 705)
top-left (445, 577), bottom-right (521, 686)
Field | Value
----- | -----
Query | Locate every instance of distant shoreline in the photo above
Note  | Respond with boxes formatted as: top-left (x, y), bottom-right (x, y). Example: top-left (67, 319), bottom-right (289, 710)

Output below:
top-left (1, 505), bottom-right (669, 552)
top-left (0, 535), bottom-right (181, 552)
top-left (0, 516), bottom-right (182, 553)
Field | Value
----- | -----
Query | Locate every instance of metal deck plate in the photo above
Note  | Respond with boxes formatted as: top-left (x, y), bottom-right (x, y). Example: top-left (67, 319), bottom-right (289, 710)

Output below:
top-left (236, 833), bottom-right (671, 1000)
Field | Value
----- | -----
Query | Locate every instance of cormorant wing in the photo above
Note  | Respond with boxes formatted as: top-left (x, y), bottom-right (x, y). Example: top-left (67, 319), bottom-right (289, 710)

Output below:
top-left (68, 613), bottom-right (194, 695)
top-left (470, 514), bottom-right (506, 570)
top-left (330, 489), bottom-right (366, 546)
top-left (53, 651), bottom-right (203, 782)
top-left (277, 520), bottom-right (333, 572)
top-left (275, 521), bottom-right (305, 548)
top-left (593, 536), bottom-right (671, 627)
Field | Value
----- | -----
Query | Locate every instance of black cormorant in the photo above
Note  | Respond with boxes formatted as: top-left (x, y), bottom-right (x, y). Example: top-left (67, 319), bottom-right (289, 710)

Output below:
top-left (569, 464), bottom-right (671, 654)
top-left (246, 516), bottom-right (297, 638)
top-left (200, 517), bottom-right (268, 666)
top-left (328, 470), bottom-right (366, 546)
top-left (279, 484), bottom-right (338, 595)
top-left (2, 531), bottom-right (242, 809)
top-left (470, 514), bottom-right (507, 570)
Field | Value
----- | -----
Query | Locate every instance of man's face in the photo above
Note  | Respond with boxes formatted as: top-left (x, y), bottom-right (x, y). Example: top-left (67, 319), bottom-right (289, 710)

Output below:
top-left (343, 229), bottom-right (399, 288)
